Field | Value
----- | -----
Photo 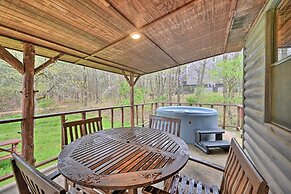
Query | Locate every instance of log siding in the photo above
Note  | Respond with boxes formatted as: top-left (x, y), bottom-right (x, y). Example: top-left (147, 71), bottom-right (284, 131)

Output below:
top-left (243, 10), bottom-right (291, 194)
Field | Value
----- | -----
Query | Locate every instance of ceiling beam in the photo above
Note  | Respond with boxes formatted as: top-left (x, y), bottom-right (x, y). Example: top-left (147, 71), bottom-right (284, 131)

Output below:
top-left (223, 0), bottom-right (238, 52)
top-left (0, 44), bottom-right (24, 74)
top-left (35, 53), bottom-right (64, 74)
top-left (143, 34), bottom-right (179, 65)
top-left (0, 25), bottom-right (140, 75)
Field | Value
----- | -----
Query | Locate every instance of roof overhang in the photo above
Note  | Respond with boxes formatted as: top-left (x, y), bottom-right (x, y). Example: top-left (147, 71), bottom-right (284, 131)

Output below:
top-left (0, 0), bottom-right (266, 76)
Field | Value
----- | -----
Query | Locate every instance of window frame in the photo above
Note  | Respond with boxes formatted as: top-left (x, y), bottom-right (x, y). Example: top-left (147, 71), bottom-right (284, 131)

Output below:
top-left (265, 1), bottom-right (291, 132)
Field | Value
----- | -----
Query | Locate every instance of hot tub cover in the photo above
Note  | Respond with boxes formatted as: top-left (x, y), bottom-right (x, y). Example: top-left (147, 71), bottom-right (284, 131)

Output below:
top-left (157, 106), bottom-right (218, 116)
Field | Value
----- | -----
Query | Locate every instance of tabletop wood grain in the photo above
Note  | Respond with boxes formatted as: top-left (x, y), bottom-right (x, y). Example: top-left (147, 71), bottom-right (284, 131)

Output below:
top-left (58, 127), bottom-right (189, 190)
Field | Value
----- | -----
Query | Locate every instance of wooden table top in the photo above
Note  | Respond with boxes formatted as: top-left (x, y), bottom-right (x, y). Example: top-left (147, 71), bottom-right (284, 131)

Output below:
top-left (58, 127), bottom-right (189, 190)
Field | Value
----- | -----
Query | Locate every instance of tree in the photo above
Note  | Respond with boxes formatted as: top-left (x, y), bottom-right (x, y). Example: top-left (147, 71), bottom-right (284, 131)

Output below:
top-left (210, 55), bottom-right (243, 104)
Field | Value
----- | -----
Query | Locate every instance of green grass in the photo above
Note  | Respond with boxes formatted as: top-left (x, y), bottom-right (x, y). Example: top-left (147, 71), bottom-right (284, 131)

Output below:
top-left (0, 113), bottom-right (131, 187)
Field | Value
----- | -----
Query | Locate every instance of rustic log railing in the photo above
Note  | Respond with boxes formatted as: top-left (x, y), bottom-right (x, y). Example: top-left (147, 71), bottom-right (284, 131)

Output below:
top-left (0, 102), bottom-right (243, 183)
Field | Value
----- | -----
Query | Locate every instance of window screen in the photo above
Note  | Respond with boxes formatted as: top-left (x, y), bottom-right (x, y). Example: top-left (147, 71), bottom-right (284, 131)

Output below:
top-left (277, 0), bottom-right (291, 61)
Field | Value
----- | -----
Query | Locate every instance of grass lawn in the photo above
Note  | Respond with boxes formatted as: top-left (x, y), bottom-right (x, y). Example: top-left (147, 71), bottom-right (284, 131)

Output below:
top-left (0, 112), bottom-right (131, 187)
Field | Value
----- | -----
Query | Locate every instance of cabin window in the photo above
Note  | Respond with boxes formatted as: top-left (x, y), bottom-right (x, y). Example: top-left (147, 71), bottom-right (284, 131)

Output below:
top-left (276, 0), bottom-right (291, 61)
top-left (269, 0), bottom-right (291, 129)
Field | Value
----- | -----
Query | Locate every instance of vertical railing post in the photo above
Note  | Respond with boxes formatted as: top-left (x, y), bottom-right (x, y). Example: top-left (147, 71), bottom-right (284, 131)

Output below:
top-left (121, 107), bottom-right (124, 127)
top-left (61, 115), bottom-right (66, 149)
top-left (141, 104), bottom-right (145, 127)
top-left (136, 105), bottom-right (139, 126)
top-left (81, 112), bottom-right (86, 120)
top-left (236, 106), bottom-right (240, 130)
top-left (154, 102), bottom-right (158, 113)
top-left (81, 112), bottom-right (86, 135)
top-left (111, 109), bottom-right (114, 128)
top-left (151, 103), bottom-right (153, 115)
top-left (223, 105), bottom-right (226, 129)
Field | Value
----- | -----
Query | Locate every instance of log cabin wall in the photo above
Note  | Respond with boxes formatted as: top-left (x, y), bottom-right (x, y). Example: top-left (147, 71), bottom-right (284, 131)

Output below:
top-left (243, 4), bottom-right (291, 194)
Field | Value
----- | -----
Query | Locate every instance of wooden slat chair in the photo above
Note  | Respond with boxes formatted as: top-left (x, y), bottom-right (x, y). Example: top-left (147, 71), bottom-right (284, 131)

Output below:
top-left (11, 153), bottom-right (83, 194)
top-left (142, 139), bottom-right (269, 194)
top-left (149, 115), bottom-right (181, 137)
top-left (60, 117), bottom-right (104, 193)
top-left (62, 117), bottom-right (124, 194)
top-left (62, 117), bottom-right (103, 148)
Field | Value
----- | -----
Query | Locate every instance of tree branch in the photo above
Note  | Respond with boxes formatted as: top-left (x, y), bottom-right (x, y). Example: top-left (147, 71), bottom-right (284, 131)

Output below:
top-left (36, 85), bottom-right (55, 101)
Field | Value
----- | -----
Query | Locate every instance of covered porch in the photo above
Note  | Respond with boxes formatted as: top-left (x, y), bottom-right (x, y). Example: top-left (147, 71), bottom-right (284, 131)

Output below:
top-left (0, 0), bottom-right (290, 193)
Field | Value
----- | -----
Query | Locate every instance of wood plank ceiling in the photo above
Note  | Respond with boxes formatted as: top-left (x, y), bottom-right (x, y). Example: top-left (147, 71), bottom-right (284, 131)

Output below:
top-left (0, 0), bottom-right (266, 76)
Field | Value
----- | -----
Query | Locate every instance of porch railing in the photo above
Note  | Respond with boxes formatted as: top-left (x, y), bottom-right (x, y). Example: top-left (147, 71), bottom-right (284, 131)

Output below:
top-left (0, 102), bottom-right (243, 184)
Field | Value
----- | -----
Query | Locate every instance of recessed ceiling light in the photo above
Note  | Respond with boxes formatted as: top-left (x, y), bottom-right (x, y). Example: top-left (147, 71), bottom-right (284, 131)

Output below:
top-left (130, 32), bottom-right (141, 40)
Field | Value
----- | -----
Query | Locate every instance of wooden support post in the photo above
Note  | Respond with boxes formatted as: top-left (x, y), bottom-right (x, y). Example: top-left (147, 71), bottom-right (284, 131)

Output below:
top-left (129, 80), bottom-right (135, 128)
top-left (21, 43), bottom-right (35, 165)
top-left (124, 73), bottom-right (140, 128)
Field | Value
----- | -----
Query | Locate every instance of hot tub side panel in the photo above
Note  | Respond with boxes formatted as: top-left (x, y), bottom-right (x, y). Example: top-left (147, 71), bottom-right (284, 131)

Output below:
top-left (156, 111), bottom-right (218, 144)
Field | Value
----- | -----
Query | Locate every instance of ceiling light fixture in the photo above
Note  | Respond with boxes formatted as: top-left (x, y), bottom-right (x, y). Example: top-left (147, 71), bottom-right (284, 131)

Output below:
top-left (130, 32), bottom-right (141, 40)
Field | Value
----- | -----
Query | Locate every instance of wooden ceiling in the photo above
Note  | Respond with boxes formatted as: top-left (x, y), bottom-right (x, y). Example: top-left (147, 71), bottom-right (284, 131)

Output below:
top-left (0, 0), bottom-right (265, 76)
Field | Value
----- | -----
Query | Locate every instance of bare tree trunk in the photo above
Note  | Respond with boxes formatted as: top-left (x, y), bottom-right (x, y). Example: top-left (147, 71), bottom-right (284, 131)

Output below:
top-left (177, 67), bottom-right (181, 102)
top-left (83, 67), bottom-right (88, 107)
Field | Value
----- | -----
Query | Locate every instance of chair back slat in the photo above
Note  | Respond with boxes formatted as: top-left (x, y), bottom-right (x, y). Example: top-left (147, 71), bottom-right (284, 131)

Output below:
top-left (221, 139), bottom-right (269, 194)
top-left (62, 117), bottom-right (103, 147)
top-left (12, 153), bottom-right (65, 194)
top-left (149, 115), bottom-right (181, 137)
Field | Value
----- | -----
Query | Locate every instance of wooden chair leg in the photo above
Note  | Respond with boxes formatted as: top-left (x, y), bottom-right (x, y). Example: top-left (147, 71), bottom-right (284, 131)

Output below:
top-left (164, 176), bottom-right (174, 192)
top-left (65, 178), bottom-right (69, 191)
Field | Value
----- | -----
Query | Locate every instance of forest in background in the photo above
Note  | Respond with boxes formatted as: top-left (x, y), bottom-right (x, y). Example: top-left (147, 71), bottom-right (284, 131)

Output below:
top-left (0, 50), bottom-right (243, 115)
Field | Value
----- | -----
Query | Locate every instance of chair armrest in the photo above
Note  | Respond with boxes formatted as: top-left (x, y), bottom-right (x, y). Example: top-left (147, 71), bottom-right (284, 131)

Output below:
top-left (47, 170), bottom-right (61, 180)
top-left (189, 156), bottom-right (225, 172)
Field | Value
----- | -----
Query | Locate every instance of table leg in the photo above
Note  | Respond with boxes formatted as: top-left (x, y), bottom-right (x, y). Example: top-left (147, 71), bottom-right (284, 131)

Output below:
top-left (128, 188), bottom-right (138, 194)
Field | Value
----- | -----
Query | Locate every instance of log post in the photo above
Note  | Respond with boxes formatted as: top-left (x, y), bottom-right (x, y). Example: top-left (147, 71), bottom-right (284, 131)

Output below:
top-left (124, 73), bottom-right (140, 128)
top-left (129, 76), bottom-right (135, 128)
top-left (21, 43), bottom-right (36, 165)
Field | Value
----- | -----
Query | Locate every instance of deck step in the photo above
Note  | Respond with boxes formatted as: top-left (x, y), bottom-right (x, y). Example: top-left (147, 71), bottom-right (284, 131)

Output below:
top-left (196, 128), bottom-right (225, 134)
top-left (200, 140), bottom-right (230, 148)
top-left (195, 140), bottom-right (230, 154)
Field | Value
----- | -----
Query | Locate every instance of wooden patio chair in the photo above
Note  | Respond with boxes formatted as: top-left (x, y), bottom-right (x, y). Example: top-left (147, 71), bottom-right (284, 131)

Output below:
top-left (62, 116), bottom-right (103, 148)
top-left (142, 139), bottom-right (269, 194)
top-left (149, 115), bottom-right (181, 137)
top-left (60, 117), bottom-right (105, 193)
top-left (11, 153), bottom-right (84, 194)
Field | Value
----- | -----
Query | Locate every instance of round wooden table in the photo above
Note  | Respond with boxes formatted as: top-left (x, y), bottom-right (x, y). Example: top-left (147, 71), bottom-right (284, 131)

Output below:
top-left (58, 127), bottom-right (189, 192)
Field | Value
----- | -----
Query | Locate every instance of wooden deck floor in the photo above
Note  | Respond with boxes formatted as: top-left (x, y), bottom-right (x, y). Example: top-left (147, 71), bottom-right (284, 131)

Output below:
top-left (0, 129), bottom-right (241, 194)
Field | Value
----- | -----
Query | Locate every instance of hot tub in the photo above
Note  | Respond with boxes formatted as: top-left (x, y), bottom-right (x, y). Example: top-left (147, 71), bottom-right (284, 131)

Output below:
top-left (156, 106), bottom-right (218, 144)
